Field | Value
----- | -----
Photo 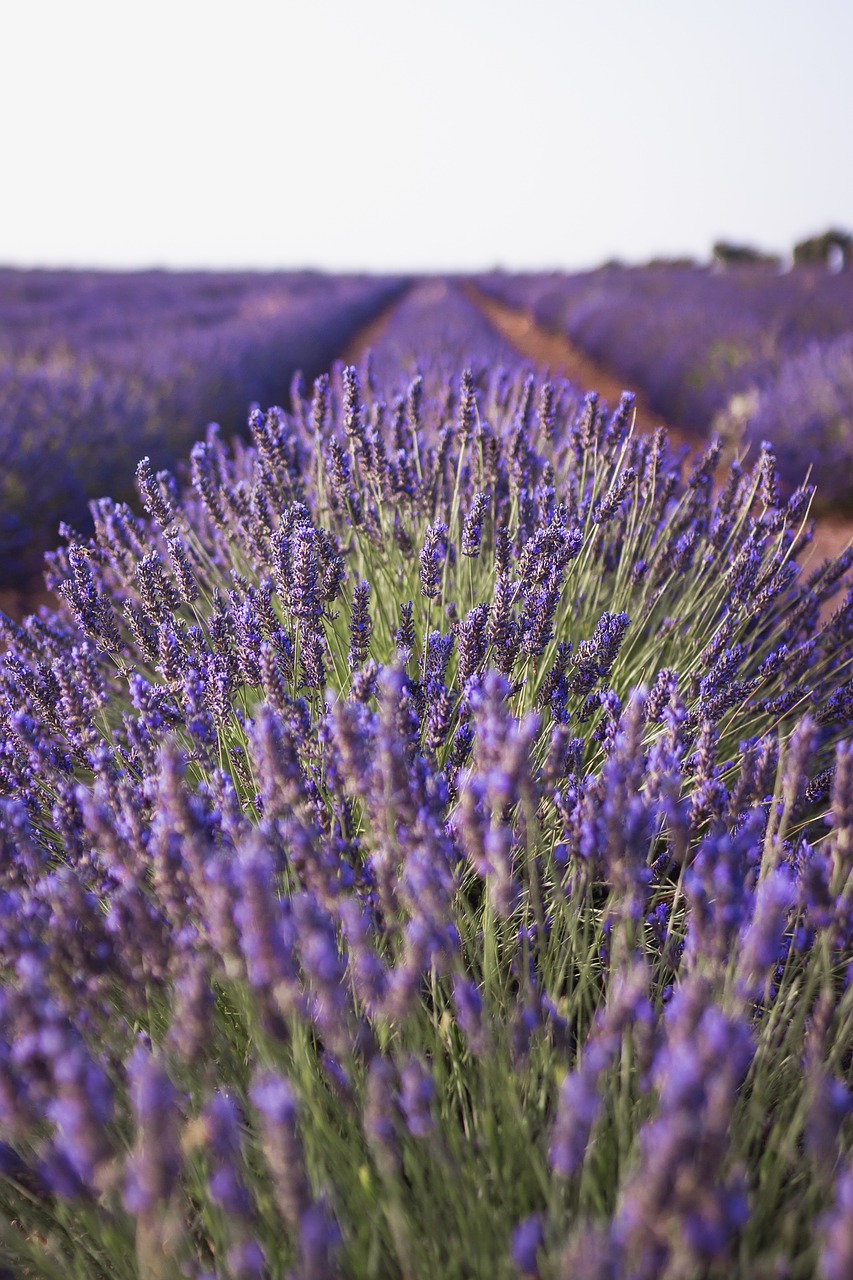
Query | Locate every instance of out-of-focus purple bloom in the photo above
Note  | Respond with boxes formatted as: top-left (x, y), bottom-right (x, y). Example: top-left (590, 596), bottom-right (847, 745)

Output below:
top-left (819, 1166), bottom-right (853, 1280)
top-left (232, 835), bottom-right (305, 1028)
top-left (737, 866), bottom-right (795, 996)
top-left (225, 1240), bottom-right (267, 1280)
top-left (204, 1090), bottom-right (254, 1221)
top-left (46, 1045), bottom-right (114, 1191)
top-left (510, 1213), bottom-right (544, 1277)
top-left (613, 984), bottom-right (754, 1278)
top-left (806, 1067), bottom-right (853, 1173)
top-left (549, 1067), bottom-right (602, 1178)
top-left (399, 1056), bottom-right (435, 1138)
top-left (365, 1057), bottom-right (400, 1174)
top-left (550, 961), bottom-right (652, 1177)
top-left (452, 976), bottom-right (489, 1057)
top-left (297, 1200), bottom-right (342, 1279)
top-left (124, 1043), bottom-right (183, 1217)
top-left (250, 1071), bottom-right (311, 1231)
top-left (168, 954), bottom-right (214, 1065)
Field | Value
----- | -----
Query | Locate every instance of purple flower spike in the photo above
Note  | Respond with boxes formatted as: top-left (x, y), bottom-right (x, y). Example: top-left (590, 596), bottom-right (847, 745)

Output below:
top-left (737, 867), bottom-right (795, 996)
top-left (419, 523), bottom-right (449, 600)
top-left (348, 579), bottom-right (373, 670)
top-left (453, 976), bottom-right (488, 1057)
top-left (204, 1090), bottom-right (253, 1221)
top-left (820, 1166), bottom-right (853, 1280)
top-left (399, 1056), bottom-right (435, 1138)
top-left (511, 1214), bottom-right (544, 1277)
top-left (225, 1240), bottom-right (267, 1280)
top-left (250, 1071), bottom-right (311, 1231)
top-left (462, 492), bottom-right (490, 558)
top-left (549, 1067), bottom-right (602, 1178)
top-left (124, 1043), bottom-right (183, 1218)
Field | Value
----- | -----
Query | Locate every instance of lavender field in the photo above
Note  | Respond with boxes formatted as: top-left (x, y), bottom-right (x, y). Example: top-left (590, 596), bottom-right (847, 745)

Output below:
top-left (2, 272), bottom-right (853, 1278)
top-left (0, 270), bottom-right (406, 583)
top-left (476, 262), bottom-right (853, 510)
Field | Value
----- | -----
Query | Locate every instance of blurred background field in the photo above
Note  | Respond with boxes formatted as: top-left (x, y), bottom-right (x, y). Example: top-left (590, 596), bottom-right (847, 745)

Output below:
top-left (474, 251), bottom-right (853, 507)
top-left (2, 247), bottom-right (851, 602)
top-left (0, 270), bottom-right (407, 583)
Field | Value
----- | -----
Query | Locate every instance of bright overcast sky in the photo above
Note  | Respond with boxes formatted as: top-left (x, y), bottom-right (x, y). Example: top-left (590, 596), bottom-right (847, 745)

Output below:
top-left (3, 0), bottom-right (851, 273)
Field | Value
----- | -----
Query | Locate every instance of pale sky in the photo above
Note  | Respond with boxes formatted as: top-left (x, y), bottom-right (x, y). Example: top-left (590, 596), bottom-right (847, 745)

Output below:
top-left (2, 0), bottom-right (851, 273)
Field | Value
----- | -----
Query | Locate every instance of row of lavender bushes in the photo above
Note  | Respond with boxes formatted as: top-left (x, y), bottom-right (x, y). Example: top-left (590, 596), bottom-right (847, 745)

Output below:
top-left (366, 278), bottom-right (524, 385)
top-left (0, 270), bottom-right (407, 582)
top-left (2, 277), bottom-right (853, 1276)
top-left (475, 264), bottom-right (853, 509)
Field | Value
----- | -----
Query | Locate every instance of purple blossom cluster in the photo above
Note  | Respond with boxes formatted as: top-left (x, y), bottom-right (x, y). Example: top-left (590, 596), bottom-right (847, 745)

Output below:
top-left (477, 262), bottom-right (853, 506)
top-left (1, 328), bottom-right (853, 1276)
top-left (0, 270), bottom-right (406, 579)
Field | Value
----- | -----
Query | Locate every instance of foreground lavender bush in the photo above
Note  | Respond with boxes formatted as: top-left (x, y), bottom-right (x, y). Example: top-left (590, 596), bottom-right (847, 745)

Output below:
top-left (2, 359), bottom-right (853, 1278)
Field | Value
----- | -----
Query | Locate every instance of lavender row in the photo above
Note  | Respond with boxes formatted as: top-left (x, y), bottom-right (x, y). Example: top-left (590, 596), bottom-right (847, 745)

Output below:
top-left (476, 264), bottom-right (853, 508)
top-left (366, 278), bottom-right (523, 386)
top-left (2, 355), bottom-right (853, 1276)
top-left (0, 270), bottom-right (408, 580)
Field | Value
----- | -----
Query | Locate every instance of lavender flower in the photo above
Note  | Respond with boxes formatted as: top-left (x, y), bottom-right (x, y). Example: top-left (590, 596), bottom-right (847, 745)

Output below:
top-left (820, 1166), bottom-right (853, 1280)
top-left (452, 976), bottom-right (489, 1057)
top-left (510, 1214), bottom-right (544, 1277)
top-left (348, 579), bottom-right (373, 670)
top-left (365, 1057), bottom-right (400, 1175)
top-left (204, 1091), bottom-right (254, 1221)
top-left (419, 523), bottom-right (449, 599)
top-left (399, 1056), bottom-right (435, 1138)
top-left (461, 491), bottom-right (490, 557)
top-left (250, 1072), bottom-right (311, 1231)
top-left (124, 1043), bottom-right (183, 1217)
top-left (4, 318), bottom-right (853, 1277)
top-left (135, 456), bottom-right (176, 528)
top-left (591, 467), bottom-right (636, 524)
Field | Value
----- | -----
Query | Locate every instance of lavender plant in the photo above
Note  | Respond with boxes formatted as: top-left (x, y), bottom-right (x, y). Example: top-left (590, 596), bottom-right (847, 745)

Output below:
top-left (0, 270), bottom-right (406, 580)
top-left (477, 263), bottom-right (853, 508)
top-left (743, 335), bottom-right (853, 511)
top-left (2, 351), bottom-right (853, 1278)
